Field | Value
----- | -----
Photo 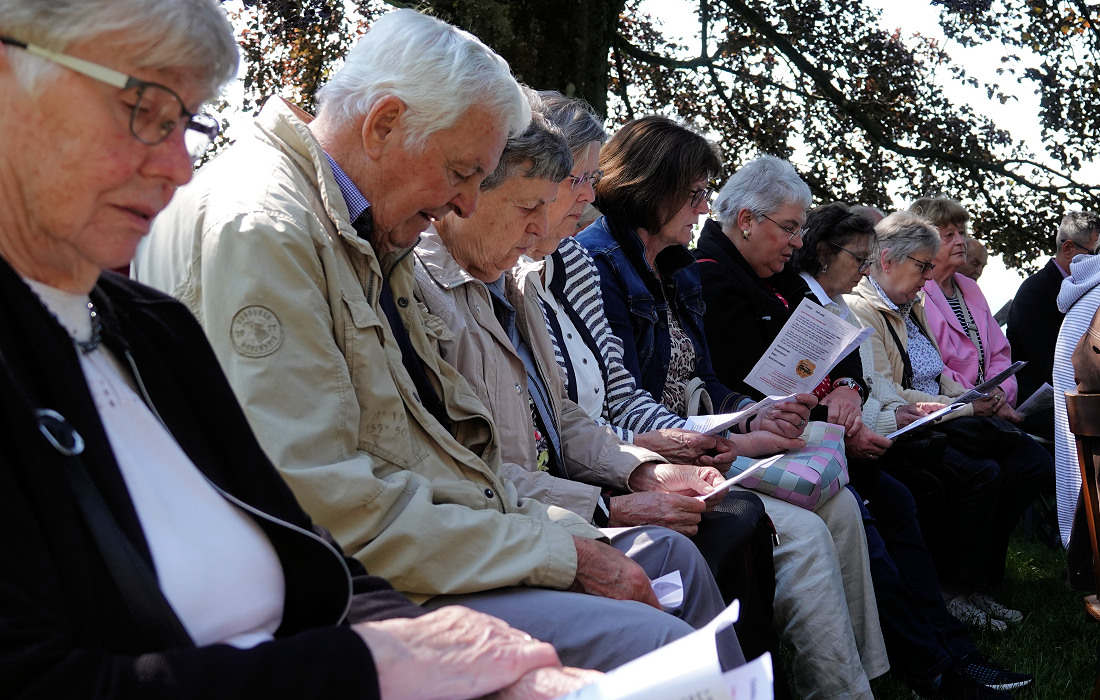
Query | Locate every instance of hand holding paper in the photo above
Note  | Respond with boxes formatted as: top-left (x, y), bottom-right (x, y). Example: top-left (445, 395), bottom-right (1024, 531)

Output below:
top-left (744, 299), bottom-right (872, 398)
top-left (551, 601), bottom-right (775, 700)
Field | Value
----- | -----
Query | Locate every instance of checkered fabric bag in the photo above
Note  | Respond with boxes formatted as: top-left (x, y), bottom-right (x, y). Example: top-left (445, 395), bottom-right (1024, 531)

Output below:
top-left (725, 422), bottom-right (849, 511)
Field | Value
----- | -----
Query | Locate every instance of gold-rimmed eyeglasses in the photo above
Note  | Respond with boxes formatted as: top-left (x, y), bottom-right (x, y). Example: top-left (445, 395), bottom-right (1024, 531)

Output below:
top-left (1, 36), bottom-right (219, 162)
top-left (567, 170), bottom-right (603, 190)
top-left (760, 212), bottom-right (804, 243)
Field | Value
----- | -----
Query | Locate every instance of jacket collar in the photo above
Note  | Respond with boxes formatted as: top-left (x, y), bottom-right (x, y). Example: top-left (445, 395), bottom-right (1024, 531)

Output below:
top-left (599, 215), bottom-right (696, 283)
top-left (697, 218), bottom-right (809, 302)
top-left (414, 225), bottom-right (484, 292)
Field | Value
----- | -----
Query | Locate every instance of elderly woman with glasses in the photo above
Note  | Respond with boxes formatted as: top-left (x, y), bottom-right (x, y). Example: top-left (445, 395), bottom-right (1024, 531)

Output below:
top-left (910, 198), bottom-right (1020, 421)
top-left (578, 118), bottom-right (889, 700)
top-left (792, 205), bottom-right (1036, 695)
top-left (0, 1), bottom-right (602, 697)
top-left (847, 211), bottom-right (1052, 633)
top-left (697, 156), bottom-right (870, 441)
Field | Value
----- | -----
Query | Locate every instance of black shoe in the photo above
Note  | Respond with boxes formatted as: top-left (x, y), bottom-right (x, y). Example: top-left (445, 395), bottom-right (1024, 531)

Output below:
top-left (914, 670), bottom-right (1015, 699)
top-left (959, 653), bottom-right (1034, 691)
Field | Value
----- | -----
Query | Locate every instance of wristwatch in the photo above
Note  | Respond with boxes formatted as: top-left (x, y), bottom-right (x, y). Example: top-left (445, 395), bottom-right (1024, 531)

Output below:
top-left (831, 377), bottom-right (867, 406)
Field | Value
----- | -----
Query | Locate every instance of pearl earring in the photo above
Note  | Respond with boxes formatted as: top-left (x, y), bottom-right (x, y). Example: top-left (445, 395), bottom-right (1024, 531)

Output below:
top-left (742, 230), bottom-right (750, 240)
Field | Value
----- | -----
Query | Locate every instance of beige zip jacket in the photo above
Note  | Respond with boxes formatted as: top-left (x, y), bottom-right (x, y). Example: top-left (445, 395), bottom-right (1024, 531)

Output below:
top-left (134, 98), bottom-right (600, 603)
top-left (413, 228), bottom-right (665, 520)
top-left (845, 277), bottom-right (975, 418)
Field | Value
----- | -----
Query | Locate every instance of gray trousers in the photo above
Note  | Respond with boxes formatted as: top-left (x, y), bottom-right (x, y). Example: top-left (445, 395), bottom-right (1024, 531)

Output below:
top-left (423, 525), bottom-right (743, 671)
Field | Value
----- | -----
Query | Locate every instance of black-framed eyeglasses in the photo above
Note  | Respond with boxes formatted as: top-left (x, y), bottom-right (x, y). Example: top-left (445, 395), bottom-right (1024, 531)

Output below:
top-left (1071, 240), bottom-right (1099, 256)
top-left (905, 255), bottom-right (936, 275)
top-left (689, 186), bottom-right (714, 209)
top-left (828, 241), bottom-right (873, 273)
top-left (1, 36), bottom-right (219, 162)
top-left (760, 212), bottom-right (804, 242)
top-left (567, 170), bottom-right (603, 190)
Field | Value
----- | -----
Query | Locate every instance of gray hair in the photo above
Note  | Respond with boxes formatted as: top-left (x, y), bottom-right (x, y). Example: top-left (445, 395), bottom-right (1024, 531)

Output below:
top-left (1057, 211), bottom-right (1100, 246)
top-left (536, 90), bottom-right (608, 153)
top-left (315, 9), bottom-right (530, 153)
top-left (480, 87), bottom-right (572, 191)
top-left (713, 155), bottom-right (812, 231)
top-left (873, 211), bottom-right (941, 269)
top-left (0, 0), bottom-right (238, 96)
top-left (849, 205), bottom-right (886, 224)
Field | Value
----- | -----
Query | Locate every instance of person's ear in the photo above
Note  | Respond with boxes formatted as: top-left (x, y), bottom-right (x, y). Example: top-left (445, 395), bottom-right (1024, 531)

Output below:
top-left (736, 208), bottom-right (754, 237)
top-left (361, 95), bottom-right (406, 160)
top-left (879, 247), bottom-right (892, 272)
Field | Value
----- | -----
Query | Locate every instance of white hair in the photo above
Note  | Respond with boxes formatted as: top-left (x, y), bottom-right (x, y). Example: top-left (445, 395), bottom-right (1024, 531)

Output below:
top-left (0, 0), bottom-right (238, 96)
top-left (713, 155), bottom-right (812, 231)
top-left (315, 9), bottom-right (530, 153)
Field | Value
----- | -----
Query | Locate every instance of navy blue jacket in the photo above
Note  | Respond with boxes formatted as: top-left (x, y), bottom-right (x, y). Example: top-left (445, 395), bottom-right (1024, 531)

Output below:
top-left (577, 216), bottom-right (748, 413)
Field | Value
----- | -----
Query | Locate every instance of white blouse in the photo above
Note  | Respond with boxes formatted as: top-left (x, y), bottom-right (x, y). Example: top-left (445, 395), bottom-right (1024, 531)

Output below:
top-left (27, 279), bottom-right (285, 649)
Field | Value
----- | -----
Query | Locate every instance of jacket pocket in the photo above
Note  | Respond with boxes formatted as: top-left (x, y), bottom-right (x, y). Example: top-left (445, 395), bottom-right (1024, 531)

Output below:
top-left (339, 292), bottom-right (423, 468)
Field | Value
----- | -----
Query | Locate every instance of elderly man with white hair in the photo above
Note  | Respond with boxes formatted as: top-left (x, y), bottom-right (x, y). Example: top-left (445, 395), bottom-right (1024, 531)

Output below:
top-left (136, 8), bottom-right (704, 672)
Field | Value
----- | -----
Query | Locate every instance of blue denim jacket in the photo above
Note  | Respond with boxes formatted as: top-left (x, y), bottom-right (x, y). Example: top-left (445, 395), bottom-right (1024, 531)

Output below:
top-left (577, 216), bottom-right (748, 413)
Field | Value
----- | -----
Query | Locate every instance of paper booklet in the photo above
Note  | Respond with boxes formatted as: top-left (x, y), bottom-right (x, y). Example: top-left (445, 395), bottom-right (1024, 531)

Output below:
top-left (1016, 382), bottom-right (1054, 418)
top-left (695, 453), bottom-right (784, 503)
top-left (743, 298), bottom-right (873, 398)
top-left (953, 360), bottom-right (1027, 404)
top-left (886, 360), bottom-right (1028, 439)
top-left (683, 394), bottom-right (795, 435)
top-left (554, 600), bottom-right (774, 700)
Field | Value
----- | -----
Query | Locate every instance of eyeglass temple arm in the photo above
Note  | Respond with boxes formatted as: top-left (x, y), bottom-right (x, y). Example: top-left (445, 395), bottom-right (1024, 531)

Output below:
top-left (1, 36), bottom-right (134, 91)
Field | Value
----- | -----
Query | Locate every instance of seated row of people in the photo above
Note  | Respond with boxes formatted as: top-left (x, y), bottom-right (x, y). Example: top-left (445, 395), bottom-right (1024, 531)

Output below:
top-left (0, 0), bottom-right (1049, 697)
top-left (0, 2), bottom-right (626, 698)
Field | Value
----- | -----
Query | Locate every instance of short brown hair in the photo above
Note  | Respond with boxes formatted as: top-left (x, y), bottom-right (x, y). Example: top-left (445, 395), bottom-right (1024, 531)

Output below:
top-left (595, 116), bottom-right (721, 235)
top-left (908, 197), bottom-right (969, 233)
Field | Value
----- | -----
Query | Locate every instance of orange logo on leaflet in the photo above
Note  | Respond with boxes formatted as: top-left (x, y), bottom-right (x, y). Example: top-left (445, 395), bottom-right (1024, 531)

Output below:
top-left (795, 359), bottom-right (816, 378)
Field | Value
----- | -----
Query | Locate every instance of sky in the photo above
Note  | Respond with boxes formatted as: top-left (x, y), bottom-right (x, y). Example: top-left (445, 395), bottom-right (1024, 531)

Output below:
top-left (641, 0), bottom-right (1100, 314)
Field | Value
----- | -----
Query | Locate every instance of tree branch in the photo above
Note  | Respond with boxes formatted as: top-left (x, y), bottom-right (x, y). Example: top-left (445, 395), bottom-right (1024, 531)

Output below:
top-left (724, 0), bottom-right (1099, 195)
top-left (614, 34), bottom-right (724, 70)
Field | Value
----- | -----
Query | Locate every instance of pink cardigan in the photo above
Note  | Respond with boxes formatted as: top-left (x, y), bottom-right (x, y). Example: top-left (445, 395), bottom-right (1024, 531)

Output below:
top-left (922, 273), bottom-right (1018, 405)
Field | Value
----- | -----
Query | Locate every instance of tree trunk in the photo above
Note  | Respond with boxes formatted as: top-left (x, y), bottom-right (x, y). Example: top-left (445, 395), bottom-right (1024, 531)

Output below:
top-left (425, 0), bottom-right (624, 118)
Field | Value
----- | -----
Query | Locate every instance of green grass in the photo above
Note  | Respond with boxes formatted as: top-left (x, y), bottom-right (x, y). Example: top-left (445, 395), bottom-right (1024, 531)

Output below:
top-left (783, 531), bottom-right (1098, 698)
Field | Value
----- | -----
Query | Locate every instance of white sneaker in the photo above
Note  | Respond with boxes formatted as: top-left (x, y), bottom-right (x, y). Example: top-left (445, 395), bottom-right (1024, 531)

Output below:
top-left (945, 595), bottom-right (1008, 631)
top-left (968, 593), bottom-right (1024, 623)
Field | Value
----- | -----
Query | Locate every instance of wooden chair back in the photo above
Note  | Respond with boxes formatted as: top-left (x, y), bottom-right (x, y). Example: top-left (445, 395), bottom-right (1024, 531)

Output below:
top-left (1067, 391), bottom-right (1100, 613)
top-left (1066, 392), bottom-right (1100, 700)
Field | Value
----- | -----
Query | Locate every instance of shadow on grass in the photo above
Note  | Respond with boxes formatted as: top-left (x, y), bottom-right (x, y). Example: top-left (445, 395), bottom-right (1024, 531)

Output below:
top-left (781, 532), bottom-right (1097, 698)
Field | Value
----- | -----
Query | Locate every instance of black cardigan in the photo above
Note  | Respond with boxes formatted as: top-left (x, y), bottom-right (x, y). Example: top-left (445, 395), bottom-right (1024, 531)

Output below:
top-left (0, 258), bottom-right (421, 699)
top-left (694, 219), bottom-right (866, 403)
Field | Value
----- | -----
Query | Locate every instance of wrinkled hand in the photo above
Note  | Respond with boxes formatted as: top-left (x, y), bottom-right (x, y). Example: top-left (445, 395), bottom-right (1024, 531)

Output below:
top-left (995, 400), bottom-right (1022, 423)
top-left (821, 386), bottom-right (863, 435)
top-left (971, 394), bottom-right (998, 417)
top-left (894, 403), bottom-right (928, 429)
top-left (633, 428), bottom-right (737, 467)
top-left (355, 606), bottom-right (561, 700)
top-left (609, 491), bottom-right (707, 535)
top-left (627, 462), bottom-right (724, 496)
top-left (753, 393), bottom-right (817, 438)
top-left (571, 536), bottom-right (661, 608)
top-left (845, 424), bottom-right (892, 460)
top-left (485, 667), bottom-right (604, 700)
top-left (728, 430), bottom-right (805, 457)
